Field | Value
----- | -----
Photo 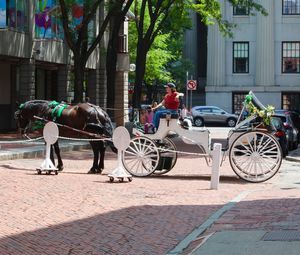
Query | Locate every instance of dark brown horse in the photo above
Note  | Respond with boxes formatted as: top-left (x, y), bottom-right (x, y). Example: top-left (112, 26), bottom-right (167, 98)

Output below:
top-left (14, 100), bottom-right (116, 174)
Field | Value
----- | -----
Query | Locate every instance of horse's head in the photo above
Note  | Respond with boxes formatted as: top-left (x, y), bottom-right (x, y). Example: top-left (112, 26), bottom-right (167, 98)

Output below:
top-left (14, 100), bottom-right (50, 134)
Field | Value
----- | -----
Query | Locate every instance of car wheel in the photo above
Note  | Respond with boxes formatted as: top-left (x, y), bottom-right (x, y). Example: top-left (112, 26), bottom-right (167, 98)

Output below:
top-left (293, 141), bottom-right (298, 150)
top-left (227, 118), bottom-right (237, 127)
top-left (194, 117), bottom-right (204, 127)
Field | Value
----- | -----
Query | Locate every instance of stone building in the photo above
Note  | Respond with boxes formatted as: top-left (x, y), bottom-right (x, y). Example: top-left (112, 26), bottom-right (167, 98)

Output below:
top-left (0, 1), bottom-right (130, 131)
top-left (185, 0), bottom-right (300, 113)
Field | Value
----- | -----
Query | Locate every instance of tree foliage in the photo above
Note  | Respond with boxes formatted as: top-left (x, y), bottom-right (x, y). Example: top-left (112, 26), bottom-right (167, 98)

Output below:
top-left (58, 0), bottom-right (130, 103)
top-left (130, 0), bottom-right (266, 107)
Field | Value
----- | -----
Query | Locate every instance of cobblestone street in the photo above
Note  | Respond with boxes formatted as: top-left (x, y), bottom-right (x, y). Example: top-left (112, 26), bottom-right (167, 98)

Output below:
top-left (0, 146), bottom-right (281, 255)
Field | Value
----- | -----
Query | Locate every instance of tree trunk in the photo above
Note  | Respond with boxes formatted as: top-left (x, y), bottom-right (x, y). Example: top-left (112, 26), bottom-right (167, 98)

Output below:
top-left (106, 15), bottom-right (123, 119)
top-left (133, 43), bottom-right (147, 108)
top-left (73, 57), bottom-right (85, 103)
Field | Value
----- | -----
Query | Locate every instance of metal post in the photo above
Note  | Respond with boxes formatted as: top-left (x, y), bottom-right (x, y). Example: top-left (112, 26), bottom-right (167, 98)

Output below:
top-left (190, 75), bottom-right (193, 109)
top-left (211, 143), bottom-right (222, 190)
top-left (186, 71), bottom-right (188, 108)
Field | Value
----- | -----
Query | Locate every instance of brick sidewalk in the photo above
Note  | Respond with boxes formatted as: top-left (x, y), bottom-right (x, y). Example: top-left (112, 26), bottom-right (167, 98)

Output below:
top-left (0, 147), bottom-right (274, 255)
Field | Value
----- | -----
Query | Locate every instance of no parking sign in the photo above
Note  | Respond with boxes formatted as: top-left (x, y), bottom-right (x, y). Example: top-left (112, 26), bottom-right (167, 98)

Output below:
top-left (187, 80), bottom-right (197, 90)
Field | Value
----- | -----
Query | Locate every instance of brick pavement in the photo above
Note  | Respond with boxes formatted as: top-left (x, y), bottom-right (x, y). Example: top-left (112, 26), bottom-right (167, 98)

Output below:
top-left (180, 160), bottom-right (300, 254)
top-left (0, 146), bottom-right (274, 255)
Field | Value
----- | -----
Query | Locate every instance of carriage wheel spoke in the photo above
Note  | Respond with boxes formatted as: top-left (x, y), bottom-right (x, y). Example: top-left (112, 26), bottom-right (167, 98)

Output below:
top-left (230, 131), bottom-right (282, 183)
top-left (122, 137), bottom-right (159, 176)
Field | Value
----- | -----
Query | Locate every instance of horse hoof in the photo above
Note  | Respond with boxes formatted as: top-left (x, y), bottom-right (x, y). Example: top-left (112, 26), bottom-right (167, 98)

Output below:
top-left (97, 169), bottom-right (103, 174)
top-left (87, 169), bottom-right (97, 174)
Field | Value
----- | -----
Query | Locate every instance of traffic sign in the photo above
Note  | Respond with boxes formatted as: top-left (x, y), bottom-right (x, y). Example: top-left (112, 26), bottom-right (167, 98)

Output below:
top-left (187, 80), bottom-right (197, 90)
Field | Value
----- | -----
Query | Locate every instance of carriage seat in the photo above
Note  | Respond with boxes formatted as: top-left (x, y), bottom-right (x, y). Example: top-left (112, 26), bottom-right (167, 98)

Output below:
top-left (160, 112), bottom-right (179, 119)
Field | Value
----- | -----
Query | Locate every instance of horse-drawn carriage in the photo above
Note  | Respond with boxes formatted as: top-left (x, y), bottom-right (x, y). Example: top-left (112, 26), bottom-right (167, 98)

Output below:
top-left (121, 91), bottom-right (282, 183)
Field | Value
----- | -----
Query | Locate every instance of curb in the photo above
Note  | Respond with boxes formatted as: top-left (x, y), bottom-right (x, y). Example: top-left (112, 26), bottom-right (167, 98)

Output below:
top-left (0, 142), bottom-right (91, 161)
top-left (285, 156), bottom-right (300, 163)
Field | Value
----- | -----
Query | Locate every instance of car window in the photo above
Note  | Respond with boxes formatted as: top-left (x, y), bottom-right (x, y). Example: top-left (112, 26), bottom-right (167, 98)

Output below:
top-left (211, 108), bottom-right (223, 113)
top-left (199, 108), bottom-right (211, 113)
top-left (271, 118), bottom-right (284, 130)
top-left (273, 115), bottom-right (287, 123)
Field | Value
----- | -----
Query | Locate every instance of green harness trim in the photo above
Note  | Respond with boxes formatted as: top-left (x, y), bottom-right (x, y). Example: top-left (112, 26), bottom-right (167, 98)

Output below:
top-left (32, 120), bottom-right (46, 131)
top-left (49, 101), bottom-right (68, 120)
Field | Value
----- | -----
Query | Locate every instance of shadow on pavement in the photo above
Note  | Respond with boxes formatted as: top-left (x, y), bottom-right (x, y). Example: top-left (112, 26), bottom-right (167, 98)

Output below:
top-left (1, 197), bottom-right (300, 255)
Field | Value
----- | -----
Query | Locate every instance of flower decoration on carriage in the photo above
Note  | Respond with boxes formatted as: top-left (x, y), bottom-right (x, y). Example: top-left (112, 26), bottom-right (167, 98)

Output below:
top-left (244, 94), bottom-right (275, 126)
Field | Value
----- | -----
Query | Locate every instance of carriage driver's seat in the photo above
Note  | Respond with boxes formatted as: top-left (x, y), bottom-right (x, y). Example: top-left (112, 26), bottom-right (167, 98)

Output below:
top-left (160, 112), bottom-right (179, 119)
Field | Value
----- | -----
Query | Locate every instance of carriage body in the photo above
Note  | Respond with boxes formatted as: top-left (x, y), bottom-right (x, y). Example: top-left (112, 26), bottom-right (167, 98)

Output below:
top-left (122, 91), bottom-right (282, 183)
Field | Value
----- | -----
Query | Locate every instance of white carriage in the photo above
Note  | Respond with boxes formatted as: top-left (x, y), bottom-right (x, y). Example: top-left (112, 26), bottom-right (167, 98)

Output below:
top-left (122, 91), bottom-right (282, 183)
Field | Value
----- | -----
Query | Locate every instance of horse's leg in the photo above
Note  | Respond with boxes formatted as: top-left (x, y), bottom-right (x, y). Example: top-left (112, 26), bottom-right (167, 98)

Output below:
top-left (88, 141), bottom-right (99, 174)
top-left (53, 142), bottom-right (64, 171)
top-left (97, 141), bottom-right (106, 174)
top-left (50, 145), bottom-right (55, 166)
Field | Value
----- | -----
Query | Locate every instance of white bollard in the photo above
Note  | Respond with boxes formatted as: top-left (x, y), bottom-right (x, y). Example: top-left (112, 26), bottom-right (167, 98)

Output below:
top-left (37, 122), bottom-right (59, 174)
top-left (210, 143), bottom-right (222, 190)
top-left (108, 126), bottom-right (132, 182)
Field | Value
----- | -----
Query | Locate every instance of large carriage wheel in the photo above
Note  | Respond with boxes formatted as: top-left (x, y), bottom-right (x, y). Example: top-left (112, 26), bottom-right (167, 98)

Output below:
top-left (229, 131), bottom-right (282, 183)
top-left (153, 138), bottom-right (178, 175)
top-left (122, 136), bottom-right (160, 177)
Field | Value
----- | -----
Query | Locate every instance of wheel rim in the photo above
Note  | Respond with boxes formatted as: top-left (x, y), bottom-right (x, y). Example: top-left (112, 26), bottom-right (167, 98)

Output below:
top-left (229, 131), bottom-right (282, 182)
top-left (194, 118), bottom-right (203, 126)
top-left (154, 138), bottom-right (177, 175)
top-left (228, 119), bottom-right (236, 127)
top-left (122, 136), bottom-right (159, 176)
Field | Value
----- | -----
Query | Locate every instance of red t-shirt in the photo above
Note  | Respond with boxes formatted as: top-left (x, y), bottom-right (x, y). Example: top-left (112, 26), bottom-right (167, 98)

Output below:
top-left (164, 92), bottom-right (179, 110)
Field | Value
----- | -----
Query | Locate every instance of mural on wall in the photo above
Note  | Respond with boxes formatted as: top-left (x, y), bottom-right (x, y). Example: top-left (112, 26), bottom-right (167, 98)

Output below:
top-left (35, 0), bottom-right (94, 40)
top-left (0, 0), bottom-right (6, 28)
top-left (35, 0), bottom-right (63, 39)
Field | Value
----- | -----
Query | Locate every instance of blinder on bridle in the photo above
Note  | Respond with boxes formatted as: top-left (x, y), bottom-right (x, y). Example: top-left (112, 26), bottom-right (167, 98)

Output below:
top-left (14, 106), bottom-right (30, 135)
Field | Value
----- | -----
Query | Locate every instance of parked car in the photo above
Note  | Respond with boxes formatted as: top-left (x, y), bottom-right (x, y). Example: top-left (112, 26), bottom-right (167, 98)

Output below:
top-left (275, 110), bottom-right (300, 142)
top-left (191, 106), bottom-right (238, 127)
top-left (270, 117), bottom-right (289, 157)
top-left (272, 113), bottom-right (298, 150)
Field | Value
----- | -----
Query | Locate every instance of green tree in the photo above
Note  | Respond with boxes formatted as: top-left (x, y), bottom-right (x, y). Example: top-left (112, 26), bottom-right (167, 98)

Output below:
top-left (58, 0), bottom-right (131, 103)
top-left (130, 0), bottom-right (266, 107)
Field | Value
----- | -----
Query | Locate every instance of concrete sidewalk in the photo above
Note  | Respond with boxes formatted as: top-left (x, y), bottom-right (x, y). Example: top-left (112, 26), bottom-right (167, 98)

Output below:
top-left (171, 151), bottom-right (300, 255)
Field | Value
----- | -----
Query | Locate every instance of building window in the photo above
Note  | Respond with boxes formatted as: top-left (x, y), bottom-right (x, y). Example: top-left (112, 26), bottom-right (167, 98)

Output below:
top-left (233, 92), bottom-right (247, 115)
top-left (233, 42), bottom-right (249, 73)
top-left (233, 5), bottom-right (249, 16)
top-left (283, 0), bottom-right (300, 15)
top-left (282, 42), bottom-right (300, 73)
top-left (282, 93), bottom-right (300, 110)
top-left (0, 0), bottom-right (6, 28)
top-left (5, 0), bottom-right (28, 31)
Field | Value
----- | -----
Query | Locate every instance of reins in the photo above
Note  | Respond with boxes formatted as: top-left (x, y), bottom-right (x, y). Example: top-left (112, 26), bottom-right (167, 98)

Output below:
top-left (33, 116), bottom-right (110, 139)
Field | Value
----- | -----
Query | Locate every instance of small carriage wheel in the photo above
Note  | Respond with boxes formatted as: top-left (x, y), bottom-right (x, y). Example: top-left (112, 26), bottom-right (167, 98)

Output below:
top-left (229, 131), bottom-right (282, 183)
top-left (122, 136), bottom-right (160, 177)
top-left (153, 138), bottom-right (178, 175)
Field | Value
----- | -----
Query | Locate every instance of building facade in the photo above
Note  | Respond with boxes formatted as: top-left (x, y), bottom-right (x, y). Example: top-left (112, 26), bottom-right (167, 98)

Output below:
top-left (185, 0), bottom-right (300, 114)
top-left (0, 1), bottom-right (130, 131)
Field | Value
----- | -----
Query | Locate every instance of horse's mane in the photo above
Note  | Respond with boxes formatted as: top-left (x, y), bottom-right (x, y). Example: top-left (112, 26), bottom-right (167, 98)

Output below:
top-left (23, 100), bottom-right (51, 117)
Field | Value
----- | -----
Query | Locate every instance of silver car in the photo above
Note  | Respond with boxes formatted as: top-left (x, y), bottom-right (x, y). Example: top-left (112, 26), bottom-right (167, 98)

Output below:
top-left (191, 106), bottom-right (238, 127)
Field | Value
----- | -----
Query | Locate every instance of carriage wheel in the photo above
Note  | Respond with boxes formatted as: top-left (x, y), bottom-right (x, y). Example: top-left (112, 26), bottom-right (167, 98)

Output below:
top-left (122, 136), bottom-right (160, 177)
top-left (153, 138), bottom-right (177, 175)
top-left (229, 131), bottom-right (282, 183)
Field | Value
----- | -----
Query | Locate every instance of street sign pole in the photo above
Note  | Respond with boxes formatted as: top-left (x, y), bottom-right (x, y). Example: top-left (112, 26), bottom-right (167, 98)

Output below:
top-left (186, 71), bottom-right (188, 108)
top-left (190, 75), bottom-right (193, 109)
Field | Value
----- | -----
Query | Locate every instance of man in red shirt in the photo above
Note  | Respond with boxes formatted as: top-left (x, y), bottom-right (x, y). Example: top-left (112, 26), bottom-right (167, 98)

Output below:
top-left (152, 82), bottom-right (184, 129)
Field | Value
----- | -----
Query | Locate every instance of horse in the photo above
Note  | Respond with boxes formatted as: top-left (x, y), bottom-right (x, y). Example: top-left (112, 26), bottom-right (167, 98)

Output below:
top-left (14, 100), bottom-right (116, 174)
